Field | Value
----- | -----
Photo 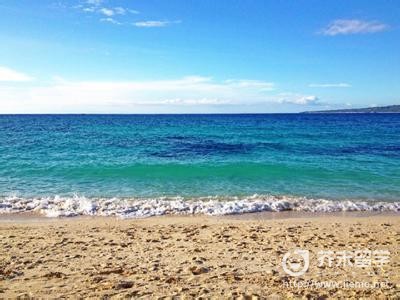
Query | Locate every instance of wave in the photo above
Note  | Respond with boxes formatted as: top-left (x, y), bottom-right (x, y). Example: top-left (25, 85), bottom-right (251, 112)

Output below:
top-left (0, 194), bottom-right (399, 218)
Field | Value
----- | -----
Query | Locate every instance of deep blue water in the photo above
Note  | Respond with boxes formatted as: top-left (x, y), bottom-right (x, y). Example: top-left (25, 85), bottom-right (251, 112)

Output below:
top-left (1, 114), bottom-right (399, 201)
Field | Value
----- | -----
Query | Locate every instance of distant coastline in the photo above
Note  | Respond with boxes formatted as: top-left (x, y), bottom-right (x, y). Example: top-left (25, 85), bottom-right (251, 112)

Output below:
top-left (303, 104), bottom-right (400, 114)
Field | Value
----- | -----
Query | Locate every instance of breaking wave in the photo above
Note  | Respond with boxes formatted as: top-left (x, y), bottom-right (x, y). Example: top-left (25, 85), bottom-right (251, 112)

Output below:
top-left (0, 194), bottom-right (399, 218)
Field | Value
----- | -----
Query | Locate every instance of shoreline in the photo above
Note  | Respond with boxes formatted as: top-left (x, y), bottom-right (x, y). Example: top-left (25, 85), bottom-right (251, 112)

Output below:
top-left (0, 210), bottom-right (399, 223)
top-left (1, 213), bottom-right (399, 297)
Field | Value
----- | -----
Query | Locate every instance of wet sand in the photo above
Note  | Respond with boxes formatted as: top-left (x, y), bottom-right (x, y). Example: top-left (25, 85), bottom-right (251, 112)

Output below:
top-left (1, 213), bottom-right (399, 298)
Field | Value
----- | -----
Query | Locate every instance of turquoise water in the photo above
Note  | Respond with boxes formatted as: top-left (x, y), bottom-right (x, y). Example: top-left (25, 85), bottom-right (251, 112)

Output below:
top-left (1, 114), bottom-right (399, 203)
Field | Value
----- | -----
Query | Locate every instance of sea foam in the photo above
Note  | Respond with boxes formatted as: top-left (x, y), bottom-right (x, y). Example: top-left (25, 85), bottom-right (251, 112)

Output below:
top-left (0, 194), bottom-right (399, 218)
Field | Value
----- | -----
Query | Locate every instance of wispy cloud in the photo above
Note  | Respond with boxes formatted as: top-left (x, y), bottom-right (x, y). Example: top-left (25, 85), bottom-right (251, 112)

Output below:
top-left (99, 7), bottom-right (128, 16)
top-left (0, 76), bottom-right (275, 112)
top-left (99, 8), bottom-right (115, 16)
top-left (146, 98), bottom-right (233, 106)
top-left (133, 20), bottom-right (181, 28)
top-left (128, 9), bottom-right (140, 15)
top-left (277, 94), bottom-right (320, 105)
top-left (86, 0), bottom-right (103, 5)
top-left (82, 6), bottom-right (96, 13)
top-left (0, 66), bottom-right (33, 82)
top-left (308, 83), bottom-right (351, 88)
top-left (76, 1), bottom-right (139, 24)
top-left (319, 19), bottom-right (389, 36)
top-left (0, 75), bottom-right (325, 112)
top-left (224, 79), bottom-right (274, 91)
top-left (100, 17), bottom-right (121, 25)
top-left (114, 7), bottom-right (126, 14)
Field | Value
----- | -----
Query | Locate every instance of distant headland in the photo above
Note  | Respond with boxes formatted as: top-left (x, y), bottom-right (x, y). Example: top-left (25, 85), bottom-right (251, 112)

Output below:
top-left (302, 105), bottom-right (400, 114)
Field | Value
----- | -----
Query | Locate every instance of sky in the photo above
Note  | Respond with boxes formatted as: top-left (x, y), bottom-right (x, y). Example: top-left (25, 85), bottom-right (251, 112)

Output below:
top-left (0, 0), bottom-right (399, 113)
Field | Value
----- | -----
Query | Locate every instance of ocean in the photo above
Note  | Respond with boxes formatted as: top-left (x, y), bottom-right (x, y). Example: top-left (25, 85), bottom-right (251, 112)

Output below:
top-left (1, 114), bottom-right (399, 217)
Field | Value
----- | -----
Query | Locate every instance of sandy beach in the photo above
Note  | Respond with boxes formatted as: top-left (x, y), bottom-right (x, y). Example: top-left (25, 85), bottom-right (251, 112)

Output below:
top-left (1, 213), bottom-right (399, 298)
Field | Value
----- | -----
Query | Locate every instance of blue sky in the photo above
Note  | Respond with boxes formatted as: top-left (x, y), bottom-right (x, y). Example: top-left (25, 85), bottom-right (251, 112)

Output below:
top-left (0, 0), bottom-right (399, 113)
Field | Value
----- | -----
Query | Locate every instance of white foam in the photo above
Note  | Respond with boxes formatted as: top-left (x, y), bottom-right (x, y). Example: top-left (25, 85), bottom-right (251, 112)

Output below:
top-left (0, 194), bottom-right (399, 218)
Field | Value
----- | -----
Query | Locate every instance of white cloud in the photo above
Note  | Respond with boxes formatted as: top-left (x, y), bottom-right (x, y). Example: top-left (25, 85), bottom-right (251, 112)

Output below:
top-left (148, 98), bottom-right (233, 106)
top-left (320, 19), bottom-right (389, 36)
top-left (78, 2), bottom-right (138, 20)
top-left (82, 7), bottom-right (96, 12)
top-left (0, 66), bottom-right (33, 82)
top-left (0, 76), bottom-right (278, 112)
top-left (0, 76), bottom-right (324, 113)
top-left (134, 20), bottom-right (181, 28)
top-left (86, 0), bottom-right (103, 6)
top-left (308, 83), bottom-right (351, 88)
top-left (99, 8), bottom-right (114, 16)
top-left (100, 17), bottom-right (121, 25)
top-left (99, 7), bottom-right (128, 16)
top-left (224, 79), bottom-right (274, 91)
top-left (277, 94), bottom-right (320, 105)
top-left (113, 7), bottom-right (126, 15)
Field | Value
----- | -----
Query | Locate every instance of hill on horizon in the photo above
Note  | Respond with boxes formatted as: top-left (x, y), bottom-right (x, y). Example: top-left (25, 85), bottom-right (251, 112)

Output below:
top-left (303, 105), bottom-right (400, 113)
